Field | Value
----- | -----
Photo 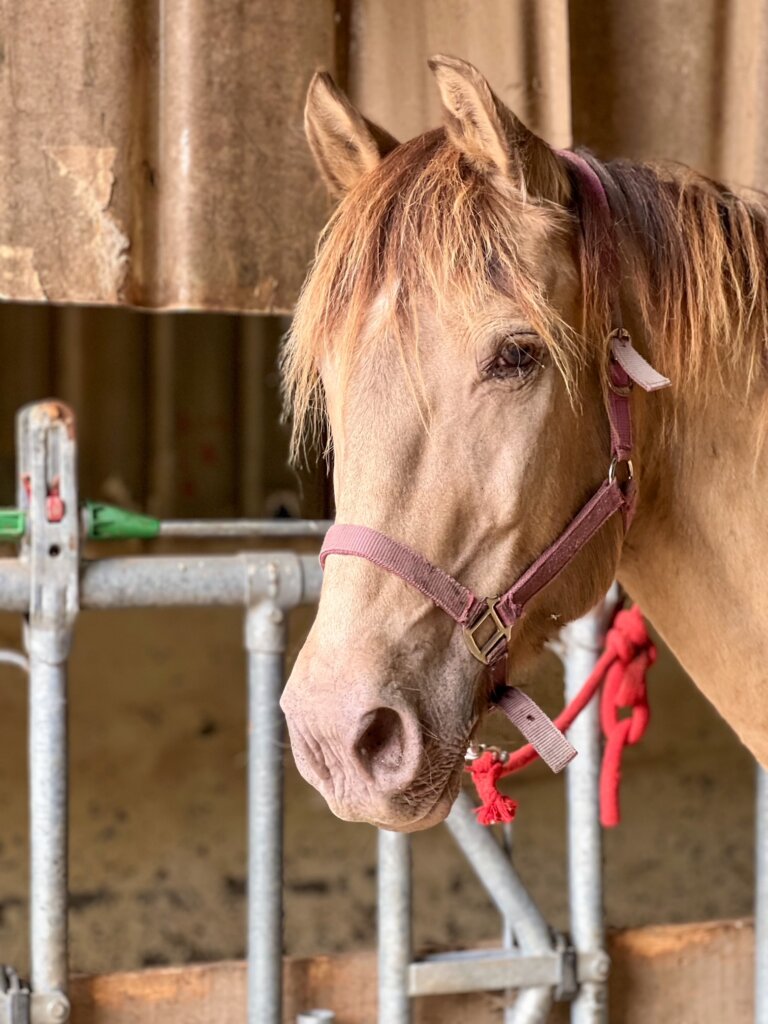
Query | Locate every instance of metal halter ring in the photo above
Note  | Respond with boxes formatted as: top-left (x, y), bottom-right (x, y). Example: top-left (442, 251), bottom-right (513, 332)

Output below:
top-left (608, 456), bottom-right (634, 486)
top-left (465, 742), bottom-right (509, 765)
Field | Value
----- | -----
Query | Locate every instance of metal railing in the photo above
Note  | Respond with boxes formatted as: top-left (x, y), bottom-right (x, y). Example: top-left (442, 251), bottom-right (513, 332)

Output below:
top-left (0, 400), bottom-right (763, 1024)
top-left (1, 401), bottom-right (326, 1024)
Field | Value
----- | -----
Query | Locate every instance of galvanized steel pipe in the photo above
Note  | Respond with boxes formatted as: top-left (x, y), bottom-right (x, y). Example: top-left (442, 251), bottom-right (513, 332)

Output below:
top-left (246, 602), bottom-right (288, 1024)
top-left (378, 830), bottom-right (412, 1024)
top-left (27, 645), bottom-right (69, 1008)
top-left (446, 792), bottom-right (553, 954)
top-left (0, 554), bottom-right (324, 613)
top-left (158, 518), bottom-right (332, 538)
top-left (562, 597), bottom-right (616, 1024)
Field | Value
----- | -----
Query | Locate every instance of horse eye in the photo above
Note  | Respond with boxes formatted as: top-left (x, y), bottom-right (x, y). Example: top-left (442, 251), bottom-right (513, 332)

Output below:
top-left (485, 337), bottom-right (542, 381)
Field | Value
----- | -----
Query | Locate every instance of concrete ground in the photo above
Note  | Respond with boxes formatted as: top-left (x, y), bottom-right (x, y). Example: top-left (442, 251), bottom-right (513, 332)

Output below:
top-left (0, 545), bottom-right (756, 974)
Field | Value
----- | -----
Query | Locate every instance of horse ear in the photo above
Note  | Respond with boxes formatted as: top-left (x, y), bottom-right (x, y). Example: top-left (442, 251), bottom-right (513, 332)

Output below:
top-left (304, 71), bottom-right (399, 197)
top-left (428, 55), bottom-right (569, 204)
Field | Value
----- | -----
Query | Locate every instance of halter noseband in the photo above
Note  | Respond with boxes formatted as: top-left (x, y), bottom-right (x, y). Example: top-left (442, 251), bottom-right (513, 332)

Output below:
top-left (319, 152), bottom-right (671, 772)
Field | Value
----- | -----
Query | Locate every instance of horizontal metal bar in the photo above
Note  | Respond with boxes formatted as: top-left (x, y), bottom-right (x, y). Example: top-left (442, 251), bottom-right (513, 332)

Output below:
top-left (0, 649), bottom-right (29, 673)
top-left (0, 553), bottom-right (324, 611)
top-left (408, 950), bottom-right (607, 997)
top-left (157, 518), bottom-right (332, 539)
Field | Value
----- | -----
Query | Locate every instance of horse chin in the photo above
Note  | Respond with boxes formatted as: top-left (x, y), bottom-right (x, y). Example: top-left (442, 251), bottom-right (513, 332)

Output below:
top-left (370, 761), bottom-right (465, 834)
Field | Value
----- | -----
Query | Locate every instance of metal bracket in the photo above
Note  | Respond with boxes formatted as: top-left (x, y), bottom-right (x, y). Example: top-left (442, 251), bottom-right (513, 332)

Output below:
top-left (407, 944), bottom-right (607, 999)
top-left (0, 966), bottom-right (30, 1024)
top-left (554, 933), bottom-right (578, 1002)
top-left (17, 402), bottom-right (80, 647)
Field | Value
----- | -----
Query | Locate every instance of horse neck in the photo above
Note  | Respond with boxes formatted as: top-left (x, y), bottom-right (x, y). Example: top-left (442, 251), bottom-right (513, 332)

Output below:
top-left (617, 363), bottom-right (768, 765)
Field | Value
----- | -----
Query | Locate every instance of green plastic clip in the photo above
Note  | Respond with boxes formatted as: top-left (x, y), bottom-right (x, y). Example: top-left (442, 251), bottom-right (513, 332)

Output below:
top-left (0, 509), bottom-right (26, 540)
top-left (85, 501), bottom-right (161, 541)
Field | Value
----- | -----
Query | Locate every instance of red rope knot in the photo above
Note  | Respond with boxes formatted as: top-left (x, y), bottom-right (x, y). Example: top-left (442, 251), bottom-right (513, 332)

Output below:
top-left (465, 751), bottom-right (518, 825)
top-left (599, 605), bottom-right (656, 826)
top-left (467, 603), bottom-right (657, 830)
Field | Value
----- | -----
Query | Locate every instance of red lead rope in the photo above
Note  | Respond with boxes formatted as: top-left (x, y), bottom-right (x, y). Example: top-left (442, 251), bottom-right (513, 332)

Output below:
top-left (467, 604), bottom-right (656, 828)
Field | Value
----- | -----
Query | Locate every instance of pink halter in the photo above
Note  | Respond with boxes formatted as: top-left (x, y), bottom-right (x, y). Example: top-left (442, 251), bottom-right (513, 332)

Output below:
top-left (319, 152), bottom-right (671, 772)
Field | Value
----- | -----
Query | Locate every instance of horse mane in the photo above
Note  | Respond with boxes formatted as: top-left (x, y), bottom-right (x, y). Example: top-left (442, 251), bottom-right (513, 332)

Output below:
top-left (282, 129), bottom-right (768, 461)
top-left (589, 153), bottom-right (768, 406)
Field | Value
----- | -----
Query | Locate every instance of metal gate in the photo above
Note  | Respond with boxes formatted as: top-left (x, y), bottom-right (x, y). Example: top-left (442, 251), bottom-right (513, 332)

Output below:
top-left (0, 401), bottom-right (763, 1024)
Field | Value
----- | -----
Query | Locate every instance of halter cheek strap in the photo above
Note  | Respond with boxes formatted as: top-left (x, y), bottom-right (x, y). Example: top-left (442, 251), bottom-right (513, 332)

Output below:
top-left (318, 154), bottom-right (671, 773)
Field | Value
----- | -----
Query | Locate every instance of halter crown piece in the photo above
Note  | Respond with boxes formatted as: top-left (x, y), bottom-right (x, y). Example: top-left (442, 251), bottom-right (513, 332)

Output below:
top-left (319, 150), bottom-right (671, 799)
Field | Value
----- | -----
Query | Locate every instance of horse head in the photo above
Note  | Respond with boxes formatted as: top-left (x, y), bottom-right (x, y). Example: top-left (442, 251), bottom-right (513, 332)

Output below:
top-left (281, 57), bottom-right (629, 830)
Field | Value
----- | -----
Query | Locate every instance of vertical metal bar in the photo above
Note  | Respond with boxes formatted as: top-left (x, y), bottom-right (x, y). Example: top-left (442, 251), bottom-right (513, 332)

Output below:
top-left (378, 829), bottom-right (412, 1024)
top-left (756, 765), bottom-right (768, 1024)
top-left (245, 600), bottom-right (287, 1024)
top-left (18, 402), bottom-right (79, 1024)
top-left (26, 645), bottom-right (69, 1004)
top-left (562, 596), bottom-right (617, 1024)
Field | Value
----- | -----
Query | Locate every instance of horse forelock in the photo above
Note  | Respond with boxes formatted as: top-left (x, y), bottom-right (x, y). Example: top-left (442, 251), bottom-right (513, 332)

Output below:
top-left (282, 130), bottom-right (768, 463)
top-left (282, 128), bottom-right (580, 462)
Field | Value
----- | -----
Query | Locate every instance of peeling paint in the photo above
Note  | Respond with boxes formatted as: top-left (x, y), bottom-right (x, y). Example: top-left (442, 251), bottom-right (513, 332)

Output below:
top-left (0, 0), bottom-right (333, 308)
top-left (44, 145), bottom-right (130, 303)
top-left (0, 245), bottom-right (46, 300)
top-left (48, 145), bottom-right (119, 208)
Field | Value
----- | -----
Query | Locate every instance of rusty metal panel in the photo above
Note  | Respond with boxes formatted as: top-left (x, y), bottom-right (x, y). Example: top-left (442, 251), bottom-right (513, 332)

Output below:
top-left (351, 0), bottom-right (768, 194)
top-left (0, 0), bottom-right (336, 311)
top-left (348, 0), bottom-right (572, 146)
top-left (570, 0), bottom-right (768, 190)
top-left (2, 1), bottom-right (768, 311)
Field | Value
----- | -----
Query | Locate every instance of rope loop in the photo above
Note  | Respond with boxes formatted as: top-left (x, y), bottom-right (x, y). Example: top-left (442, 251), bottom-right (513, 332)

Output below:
top-left (468, 603), bottom-right (658, 828)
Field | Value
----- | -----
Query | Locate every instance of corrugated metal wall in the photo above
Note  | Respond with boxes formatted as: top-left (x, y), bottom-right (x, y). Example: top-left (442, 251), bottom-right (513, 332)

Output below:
top-left (4, 0), bottom-right (767, 312)
top-left (0, 0), bottom-right (338, 311)
top-left (349, 0), bottom-right (768, 189)
top-left (1, 0), bottom-right (767, 514)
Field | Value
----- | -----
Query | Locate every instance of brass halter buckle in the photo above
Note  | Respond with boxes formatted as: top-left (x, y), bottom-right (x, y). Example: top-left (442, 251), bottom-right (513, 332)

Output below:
top-left (463, 598), bottom-right (512, 665)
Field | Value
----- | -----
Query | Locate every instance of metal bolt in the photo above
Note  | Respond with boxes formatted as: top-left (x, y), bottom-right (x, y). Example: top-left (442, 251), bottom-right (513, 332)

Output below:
top-left (46, 995), bottom-right (70, 1022)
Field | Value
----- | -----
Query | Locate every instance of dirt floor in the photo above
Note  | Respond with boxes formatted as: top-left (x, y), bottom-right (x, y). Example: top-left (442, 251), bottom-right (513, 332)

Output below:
top-left (0, 544), bottom-right (756, 975)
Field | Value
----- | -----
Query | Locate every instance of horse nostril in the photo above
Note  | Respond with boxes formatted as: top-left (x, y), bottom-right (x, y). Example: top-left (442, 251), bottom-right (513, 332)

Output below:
top-left (355, 707), bottom-right (405, 776)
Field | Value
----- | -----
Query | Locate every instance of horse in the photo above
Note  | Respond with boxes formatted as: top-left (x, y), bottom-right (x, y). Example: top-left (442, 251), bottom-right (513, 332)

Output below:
top-left (280, 54), bottom-right (768, 832)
